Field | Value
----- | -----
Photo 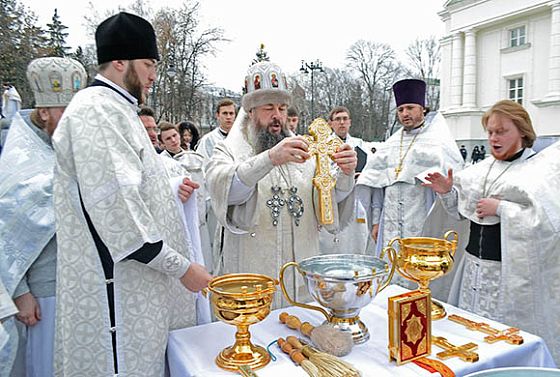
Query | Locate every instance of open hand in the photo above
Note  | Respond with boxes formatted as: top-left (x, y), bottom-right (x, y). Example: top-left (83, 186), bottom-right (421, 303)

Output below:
top-left (422, 168), bottom-right (454, 194)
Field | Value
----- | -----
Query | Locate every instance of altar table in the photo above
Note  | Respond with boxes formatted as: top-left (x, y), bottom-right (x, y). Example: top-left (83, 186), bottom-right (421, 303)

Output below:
top-left (167, 285), bottom-right (555, 376)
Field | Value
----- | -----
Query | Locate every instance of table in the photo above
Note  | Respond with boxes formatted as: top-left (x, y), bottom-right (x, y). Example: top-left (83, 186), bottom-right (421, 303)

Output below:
top-left (167, 285), bottom-right (555, 376)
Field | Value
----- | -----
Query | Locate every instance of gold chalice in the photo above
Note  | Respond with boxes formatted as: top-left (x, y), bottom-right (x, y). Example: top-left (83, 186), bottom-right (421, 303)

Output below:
top-left (205, 273), bottom-right (278, 371)
top-left (384, 230), bottom-right (457, 320)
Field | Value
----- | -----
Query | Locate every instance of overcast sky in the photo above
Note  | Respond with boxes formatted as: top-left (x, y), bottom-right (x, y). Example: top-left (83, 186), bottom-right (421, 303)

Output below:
top-left (24, 0), bottom-right (447, 92)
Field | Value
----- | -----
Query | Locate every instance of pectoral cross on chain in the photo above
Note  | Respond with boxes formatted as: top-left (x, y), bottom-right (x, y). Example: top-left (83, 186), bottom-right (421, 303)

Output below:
top-left (303, 118), bottom-right (343, 225)
top-left (448, 314), bottom-right (524, 345)
top-left (432, 336), bottom-right (479, 362)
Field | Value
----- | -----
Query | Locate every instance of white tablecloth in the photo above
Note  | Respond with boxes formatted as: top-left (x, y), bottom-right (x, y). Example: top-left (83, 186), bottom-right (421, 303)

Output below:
top-left (167, 285), bottom-right (555, 377)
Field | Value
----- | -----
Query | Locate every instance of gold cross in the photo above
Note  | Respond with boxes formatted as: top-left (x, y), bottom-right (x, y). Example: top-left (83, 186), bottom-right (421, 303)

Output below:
top-left (303, 118), bottom-right (343, 225)
top-left (448, 314), bottom-right (524, 345)
top-left (394, 165), bottom-right (403, 178)
top-left (432, 336), bottom-right (479, 362)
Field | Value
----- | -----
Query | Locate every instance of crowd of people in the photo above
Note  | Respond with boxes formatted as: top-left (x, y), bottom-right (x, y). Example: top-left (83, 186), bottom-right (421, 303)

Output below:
top-left (0, 11), bottom-right (558, 377)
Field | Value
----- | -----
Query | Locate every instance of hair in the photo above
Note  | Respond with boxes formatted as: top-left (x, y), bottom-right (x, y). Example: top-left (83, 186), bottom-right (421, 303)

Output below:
top-left (158, 121), bottom-right (177, 134)
top-left (158, 121), bottom-right (177, 143)
top-left (138, 106), bottom-right (155, 118)
top-left (30, 108), bottom-right (46, 129)
top-left (328, 106), bottom-right (350, 121)
top-left (481, 100), bottom-right (536, 148)
top-left (178, 121), bottom-right (201, 150)
top-left (216, 98), bottom-right (236, 114)
top-left (287, 107), bottom-right (299, 117)
top-left (96, 62), bottom-right (111, 73)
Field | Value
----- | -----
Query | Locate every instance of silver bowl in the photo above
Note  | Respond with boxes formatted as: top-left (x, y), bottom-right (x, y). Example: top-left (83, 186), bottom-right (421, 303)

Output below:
top-left (280, 253), bottom-right (395, 344)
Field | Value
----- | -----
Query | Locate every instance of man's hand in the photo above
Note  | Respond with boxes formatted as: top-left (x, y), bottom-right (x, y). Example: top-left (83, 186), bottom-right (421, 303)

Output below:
top-left (333, 144), bottom-right (357, 176)
top-left (422, 168), bottom-right (454, 194)
top-left (179, 263), bottom-right (212, 292)
top-left (14, 292), bottom-right (41, 326)
top-left (476, 197), bottom-right (500, 219)
top-left (178, 177), bottom-right (200, 203)
top-left (268, 136), bottom-right (310, 166)
top-left (371, 223), bottom-right (380, 242)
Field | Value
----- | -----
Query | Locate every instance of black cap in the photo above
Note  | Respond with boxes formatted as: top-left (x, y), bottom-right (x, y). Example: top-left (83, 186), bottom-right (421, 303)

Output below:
top-left (392, 79), bottom-right (426, 108)
top-left (95, 12), bottom-right (159, 64)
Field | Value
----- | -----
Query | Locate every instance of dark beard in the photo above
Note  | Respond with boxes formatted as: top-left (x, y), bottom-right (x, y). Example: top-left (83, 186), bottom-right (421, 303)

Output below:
top-left (124, 63), bottom-right (144, 104)
top-left (255, 127), bottom-right (288, 154)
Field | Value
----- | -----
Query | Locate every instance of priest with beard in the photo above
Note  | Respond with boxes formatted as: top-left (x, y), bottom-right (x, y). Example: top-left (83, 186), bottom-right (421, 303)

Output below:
top-left (206, 61), bottom-right (357, 309)
top-left (51, 12), bottom-right (211, 376)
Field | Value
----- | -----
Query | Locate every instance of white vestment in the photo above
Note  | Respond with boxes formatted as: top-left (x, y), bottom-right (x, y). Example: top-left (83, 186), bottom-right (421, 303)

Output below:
top-left (440, 144), bottom-right (560, 362)
top-left (357, 112), bottom-right (465, 248)
top-left (161, 150), bottom-right (212, 271)
top-left (0, 280), bottom-right (17, 351)
top-left (206, 112), bottom-right (355, 309)
top-left (357, 113), bottom-right (466, 289)
top-left (52, 86), bottom-right (196, 377)
top-left (0, 111), bottom-right (57, 377)
top-left (196, 127), bottom-right (228, 271)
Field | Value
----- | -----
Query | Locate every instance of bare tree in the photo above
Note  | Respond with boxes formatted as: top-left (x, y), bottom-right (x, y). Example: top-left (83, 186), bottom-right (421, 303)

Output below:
top-left (346, 40), bottom-right (401, 140)
top-left (405, 36), bottom-right (441, 110)
top-left (152, 2), bottom-right (225, 123)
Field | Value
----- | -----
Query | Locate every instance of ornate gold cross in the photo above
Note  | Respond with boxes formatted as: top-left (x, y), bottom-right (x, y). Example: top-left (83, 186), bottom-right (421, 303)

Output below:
top-left (303, 118), bottom-right (343, 225)
top-left (432, 336), bottom-right (479, 362)
top-left (448, 314), bottom-right (524, 345)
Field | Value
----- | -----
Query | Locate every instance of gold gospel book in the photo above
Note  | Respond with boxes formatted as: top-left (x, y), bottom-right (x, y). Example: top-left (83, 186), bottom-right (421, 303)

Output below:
top-left (388, 290), bottom-right (432, 365)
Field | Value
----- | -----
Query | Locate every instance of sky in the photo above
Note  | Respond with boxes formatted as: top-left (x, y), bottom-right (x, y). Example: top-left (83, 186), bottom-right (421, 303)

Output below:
top-left (24, 0), bottom-right (448, 92)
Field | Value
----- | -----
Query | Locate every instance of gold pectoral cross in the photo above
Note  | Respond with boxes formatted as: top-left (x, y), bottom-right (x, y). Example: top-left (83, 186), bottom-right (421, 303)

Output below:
top-left (432, 336), bottom-right (479, 362)
top-left (395, 165), bottom-right (403, 178)
top-left (303, 118), bottom-right (343, 225)
top-left (448, 314), bottom-right (524, 345)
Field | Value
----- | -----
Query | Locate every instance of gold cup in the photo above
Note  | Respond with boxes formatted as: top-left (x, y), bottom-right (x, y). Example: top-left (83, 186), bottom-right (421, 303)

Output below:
top-left (204, 273), bottom-right (278, 371)
top-left (384, 230), bottom-right (457, 320)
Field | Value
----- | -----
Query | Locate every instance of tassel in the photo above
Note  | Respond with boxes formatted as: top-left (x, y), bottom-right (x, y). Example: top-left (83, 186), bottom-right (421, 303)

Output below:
top-left (277, 338), bottom-right (321, 377)
top-left (287, 336), bottom-right (360, 377)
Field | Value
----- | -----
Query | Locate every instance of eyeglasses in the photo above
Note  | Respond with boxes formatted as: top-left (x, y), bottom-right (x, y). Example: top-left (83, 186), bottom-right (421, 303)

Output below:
top-left (332, 116), bottom-right (350, 122)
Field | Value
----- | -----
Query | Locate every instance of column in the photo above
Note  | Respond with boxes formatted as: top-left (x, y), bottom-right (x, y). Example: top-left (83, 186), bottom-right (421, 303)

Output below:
top-left (462, 30), bottom-right (477, 108)
top-left (450, 32), bottom-right (464, 108)
top-left (546, 1), bottom-right (560, 99)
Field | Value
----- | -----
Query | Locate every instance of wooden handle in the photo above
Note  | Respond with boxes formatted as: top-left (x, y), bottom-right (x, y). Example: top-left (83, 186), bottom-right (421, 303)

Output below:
top-left (279, 312), bottom-right (303, 330)
top-left (290, 351), bottom-right (306, 365)
top-left (278, 338), bottom-right (305, 366)
top-left (300, 322), bottom-right (314, 337)
top-left (286, 336), bottom-right (305, 350)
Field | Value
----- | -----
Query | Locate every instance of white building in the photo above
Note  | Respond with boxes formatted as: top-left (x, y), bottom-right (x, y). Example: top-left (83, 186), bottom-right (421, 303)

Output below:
top-left (439, 0), bottom-right (560, 152)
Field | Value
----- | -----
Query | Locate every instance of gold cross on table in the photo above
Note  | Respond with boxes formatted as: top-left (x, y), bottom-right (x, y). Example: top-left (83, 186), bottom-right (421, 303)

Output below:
top-left (303, 118), bottom-right (343, 225)
top-left (448, 314), bottom-right (524, 345)
top-left (432, 335), bottom-right (479, 362)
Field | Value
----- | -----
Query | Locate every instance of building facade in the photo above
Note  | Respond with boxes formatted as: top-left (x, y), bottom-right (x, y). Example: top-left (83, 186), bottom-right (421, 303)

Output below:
top-left (439, 0), bottom-right (560, 153)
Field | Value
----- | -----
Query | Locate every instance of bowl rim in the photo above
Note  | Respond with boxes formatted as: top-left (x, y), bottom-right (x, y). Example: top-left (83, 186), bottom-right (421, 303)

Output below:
top-left (297, 253), bottom-right (390, 281)
top-left (207, 273), bottom-right (277, 297)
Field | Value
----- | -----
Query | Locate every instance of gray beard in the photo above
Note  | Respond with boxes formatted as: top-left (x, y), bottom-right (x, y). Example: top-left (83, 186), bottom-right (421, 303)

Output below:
top-left (255, 128), bottom-right (287, 154)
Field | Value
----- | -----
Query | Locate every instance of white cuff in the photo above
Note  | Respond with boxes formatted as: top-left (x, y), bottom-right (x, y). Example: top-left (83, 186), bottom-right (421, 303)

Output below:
top-left (146, 243), bottom-right (191, 278)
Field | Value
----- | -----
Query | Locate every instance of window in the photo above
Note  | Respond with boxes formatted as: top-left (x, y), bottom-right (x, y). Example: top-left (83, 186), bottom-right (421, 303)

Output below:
top-left (509, 26), bottom-right (526, 47)
top-left (508, 78), bottom-right (524, 104)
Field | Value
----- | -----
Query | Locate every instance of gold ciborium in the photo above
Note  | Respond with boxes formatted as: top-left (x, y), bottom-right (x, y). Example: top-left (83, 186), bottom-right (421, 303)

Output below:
top-left (205, 273), bottom-right (278, 372)
top-left (384, 230), bottom-right (457, 320)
